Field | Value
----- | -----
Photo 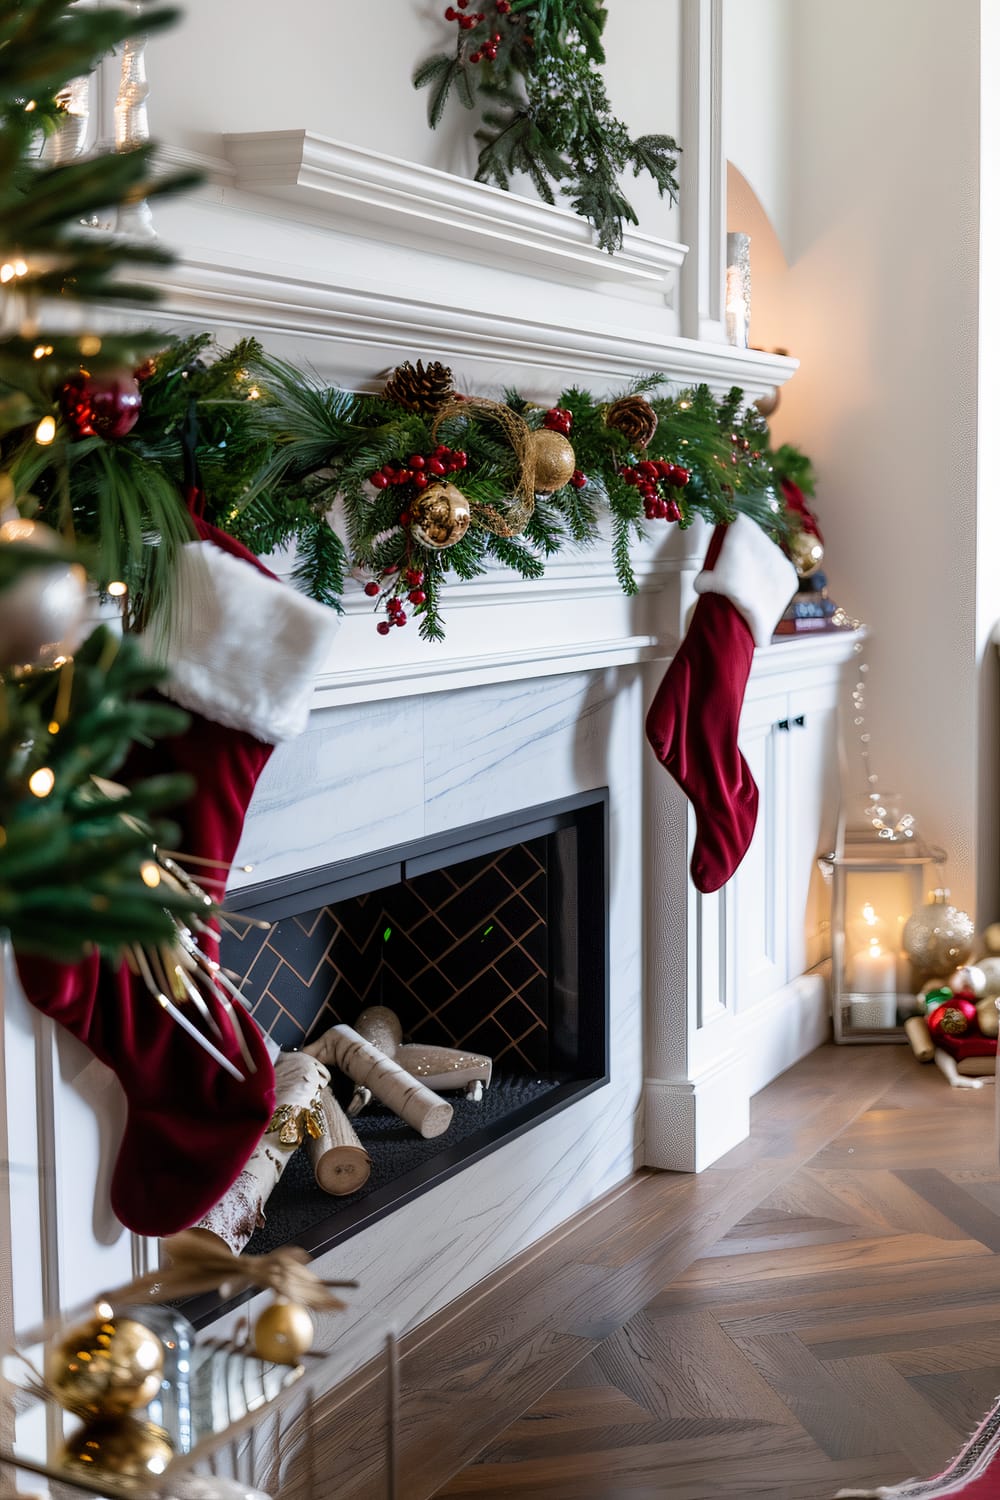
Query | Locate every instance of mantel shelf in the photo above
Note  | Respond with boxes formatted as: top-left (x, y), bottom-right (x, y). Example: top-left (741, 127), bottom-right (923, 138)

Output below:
top-left (218, 130), bottom-right (688, 291)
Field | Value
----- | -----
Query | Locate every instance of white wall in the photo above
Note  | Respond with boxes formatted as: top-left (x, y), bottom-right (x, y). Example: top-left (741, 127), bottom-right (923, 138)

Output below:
top-left (723, 0), bottom-right (794, 253)
top-left (725, 0), bottom-right (989, 922)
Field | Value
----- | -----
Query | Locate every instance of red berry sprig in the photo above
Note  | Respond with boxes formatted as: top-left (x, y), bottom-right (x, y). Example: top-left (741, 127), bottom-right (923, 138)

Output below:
top-left (542, 406), bottom-right (573, 436)
top-left (363, 567), bottom-right (429, 637)
top-left (621, 459), bottom-right (691, 522)
top-left (369, 445), bottom-right (467, 491)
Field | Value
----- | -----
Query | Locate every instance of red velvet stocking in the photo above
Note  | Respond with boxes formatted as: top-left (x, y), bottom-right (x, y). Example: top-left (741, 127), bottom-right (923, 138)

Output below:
top-left (14, 517), bottom-right (338, 1236)
top-left (645, 516), bottom-right (797, 894)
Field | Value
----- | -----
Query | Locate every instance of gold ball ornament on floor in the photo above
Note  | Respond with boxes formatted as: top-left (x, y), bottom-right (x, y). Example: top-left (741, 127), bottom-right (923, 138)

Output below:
top-left (408, 482), bottom-right (471, 550)
top-left (60, 1414), bottom-right (173, 1485)
top-left (975, 955), bottom-right (1000, 998)
top-left (0, 516), bottom-right (88, 668)
top-left (788, 530), bottom-right (825, 579)
top-left (902, 890), bottom-right (975, 983)
top-left (45, 1315), bottom-right (165, 1417)
top-left (252, 1300), bottom-right (314, 1365)
top-left (527, 428), bottom-right (576, 493)
top-left (983, 923), bottom-right (1000, 955)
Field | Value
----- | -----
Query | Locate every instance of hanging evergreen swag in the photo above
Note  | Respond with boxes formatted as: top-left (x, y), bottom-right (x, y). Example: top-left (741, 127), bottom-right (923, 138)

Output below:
top-left (4, 335), bottom-right (804, 643)
top-left (413, 0), bottom-right (681, 253)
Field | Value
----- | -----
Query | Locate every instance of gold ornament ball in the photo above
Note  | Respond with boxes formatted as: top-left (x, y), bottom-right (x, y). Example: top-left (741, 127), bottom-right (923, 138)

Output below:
top-left (976, 955), bottom-right (1000, 998)
top-left (984, 923), bottom-right (1000, 955)
top-left (977, 997), bottom-right (1000, 1038)
top-left (528, 428), bottom-right (576, 493)
top-left (253, 1301), bottom-right (314, 1365)
top-left (949, 964), bottom-right (987, 998)
top-left (789, 530), bottom-right (825, 579)
top-left (408, 481), bottom-right (471, 550)
top-left (61, 1415), bottom-right (173, 1486)
top-left (0, 517), bottom-right (88, 669)
top-left (46, 1315), bottom-right (164, 1417)
top-left (902, 891), bottom-right (975, 983)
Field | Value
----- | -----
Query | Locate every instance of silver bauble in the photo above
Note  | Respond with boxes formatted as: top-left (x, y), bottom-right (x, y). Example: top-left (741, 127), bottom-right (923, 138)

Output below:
top-left (0, 518), bottom-right (88, 668)
top-left (976, 955), bottom-right (1000, 999)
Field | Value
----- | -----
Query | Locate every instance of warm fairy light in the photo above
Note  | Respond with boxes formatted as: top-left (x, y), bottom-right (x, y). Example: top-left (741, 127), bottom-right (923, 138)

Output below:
top-left (862, 903), bottom-right (878, 926)
top-left (34, 415), bottom-right (56, 445)
top-left (94, 1300), bottom-right (114, 1320)
top-left (33, 344), bottom-right (53, 360)
top-left (106, 580), bottom-right (128, 597)
top-left (678, 399), bottom-right (691, 410)
top-left (13, 259), bottom-right (27, 277)
top-left (48, 720), bottom-right (60, 734)
top-left (0, 264), bottom-right (15, 284)
top-left (246, 385), bottom-right (262, 400)
top-left (51, 655), bottom-right (68, 668)
top-left (140, 861), bottom-right (161, 888)
top-left (28, 767), bottom-right (55, 797)
top-left (78, 334), bottom-right (102, 356)
top-left (24, 100), bottom-right (36, 112)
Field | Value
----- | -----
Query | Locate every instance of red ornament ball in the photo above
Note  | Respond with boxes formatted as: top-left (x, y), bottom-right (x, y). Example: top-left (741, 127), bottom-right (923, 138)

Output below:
top-left (60, 371), bottom-right (142, 440)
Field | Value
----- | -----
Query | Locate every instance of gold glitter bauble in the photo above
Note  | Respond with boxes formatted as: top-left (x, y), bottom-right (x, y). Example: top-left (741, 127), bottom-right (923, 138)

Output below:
top-left (46, 1315), bottom-right (164, 1417)
top-left (253, 1301), bottom-right (314, 1365)
top-left (788, 530), bottom-right (825, 578)
top-left (408, 482), bottom-right (471, 550)
top-left (984, 923), bottom-right (1000, 955)
top-left (902, 891), bottom-right (975, 983)
top-left (528, 428), bottom-right (576, 493)
top-left (977, 997), bottom-right (1000, 1038)
top-left (61, 1414), bottom-right (173, 1486)
top-left (976, 956), bottom-right (1000, 998)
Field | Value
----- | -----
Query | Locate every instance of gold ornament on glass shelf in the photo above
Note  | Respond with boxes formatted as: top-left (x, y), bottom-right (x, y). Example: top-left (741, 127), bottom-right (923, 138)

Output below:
top-left (45, 1314), bottom-right (164, 1417)
top-left (61, 1414), bottom-right (173, 1485)
top-left (408, 481), bottom-right (472, 550)
top-left (903, 889), bottom-right (975, 984)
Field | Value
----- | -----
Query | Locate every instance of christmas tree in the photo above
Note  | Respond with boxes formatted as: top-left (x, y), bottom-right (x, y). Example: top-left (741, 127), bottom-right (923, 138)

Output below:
top-left (0, 0), bottom-right (203, 958)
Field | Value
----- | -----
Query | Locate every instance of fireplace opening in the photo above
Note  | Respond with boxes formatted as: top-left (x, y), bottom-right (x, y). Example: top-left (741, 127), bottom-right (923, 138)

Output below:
top-left (190, 789), bottom-right (608, 1311)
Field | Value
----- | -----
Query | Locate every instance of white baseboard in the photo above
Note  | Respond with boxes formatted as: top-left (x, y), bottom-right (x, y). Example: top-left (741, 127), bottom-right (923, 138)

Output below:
top-left (736, 970), bottom-right (831, 1098)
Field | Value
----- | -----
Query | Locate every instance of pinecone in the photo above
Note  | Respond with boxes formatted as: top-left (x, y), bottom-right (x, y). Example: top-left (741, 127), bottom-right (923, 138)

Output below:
top-left (382, 359), bottom-right (455, 413)
top-left (604, 394), bottom-right (659, 450)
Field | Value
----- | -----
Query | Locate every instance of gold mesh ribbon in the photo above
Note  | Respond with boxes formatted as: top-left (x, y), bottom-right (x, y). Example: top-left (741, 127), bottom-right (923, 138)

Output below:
top-left (99, 1231), bottom-right (355, 1312)
top-left (431, 397), bottom-right (536, 537)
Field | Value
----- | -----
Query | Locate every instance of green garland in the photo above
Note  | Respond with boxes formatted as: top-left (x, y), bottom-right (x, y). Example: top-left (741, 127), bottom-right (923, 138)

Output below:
top-left (414, 0), bottom-right (680, 253)
top-left (6, 338), bottom-right (803, 642)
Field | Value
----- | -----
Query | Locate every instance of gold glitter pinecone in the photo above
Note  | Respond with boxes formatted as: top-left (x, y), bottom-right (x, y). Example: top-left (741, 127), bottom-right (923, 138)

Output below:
top-left (604, 394), bottom-right (659, 450)
top-left (382, 360), bottom-right (455, 413)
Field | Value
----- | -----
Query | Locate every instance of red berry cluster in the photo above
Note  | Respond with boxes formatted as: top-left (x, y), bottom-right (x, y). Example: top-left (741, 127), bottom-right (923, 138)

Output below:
top-left (569, 470), bottom-right (587, 489)
top-left (366, 568), bottom-right (428, 636)
top-left (444, 2), bottom-right (485, 28)
top-left (470, 32), bottom-right (502, 62)
top-left (542, 406), bottom-right (573, 435)
top-left (369, 445), bottom-right (467, 492)
top-left (729, 432), bottom-right (760, 464)
top-left (622, 459), bottom-right (691, 521)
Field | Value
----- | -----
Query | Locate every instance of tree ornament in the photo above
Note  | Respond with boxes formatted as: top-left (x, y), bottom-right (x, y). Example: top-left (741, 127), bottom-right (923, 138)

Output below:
top-left (976, 956), bottom-right (1000, 998)
top-left (61, 1415), bottom-right (173, 1484)
top-left (252, 1300), bottom-right (314, 1365)
top-left (984, 923), bottom-right (1000, 955)
top-left (60, 369), bottom-right (142, 440)
top-left (382, 359), bottom-right (455, 413)
top-left (949, 964), bottom-right (987, 999)
top-left (604, 394), bottom-right (659, 450)
top-left (927, 996), bottom-right (979, 1041)
top-left (527, 427), bottom-right (576, 493)
top-left (0, 516), bottom-right (88, 668)
top-left (902, 890), bottom-right (975, 983)
top-left (45, 1314), bottom-right (164, 1416)
top-left (788, 529), bottom-right (825, 578)
top-left (408, 480), bottom-right (472, 549)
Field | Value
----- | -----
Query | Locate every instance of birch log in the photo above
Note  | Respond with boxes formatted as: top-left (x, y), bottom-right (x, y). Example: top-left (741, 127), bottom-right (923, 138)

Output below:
top-left (308, 1086), bottom-right (371, 1195)
top-left (193, 1052), bottom-right (330, 1252)
top-left (305, 1025), bottom-right (453, 1139)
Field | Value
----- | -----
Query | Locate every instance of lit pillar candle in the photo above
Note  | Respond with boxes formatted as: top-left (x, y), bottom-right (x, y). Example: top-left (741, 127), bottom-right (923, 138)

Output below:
top-left (852, 937), bottom-right (897, 993)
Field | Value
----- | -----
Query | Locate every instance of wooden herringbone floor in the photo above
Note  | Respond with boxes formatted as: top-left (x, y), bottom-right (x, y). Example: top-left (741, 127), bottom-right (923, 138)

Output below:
top-left (273, 1044), bottom-right (1000, 1500)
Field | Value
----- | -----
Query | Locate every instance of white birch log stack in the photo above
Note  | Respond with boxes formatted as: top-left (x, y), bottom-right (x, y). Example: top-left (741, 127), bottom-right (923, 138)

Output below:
top-left (305, 1024), bottom-right (453, 1139)
top-left (308, 1086), bottom-right (371, 1195)
top-left (355, 1005), bottom-right (403, 1055)
top-left (193, 1051), bottom-right (330, 1252)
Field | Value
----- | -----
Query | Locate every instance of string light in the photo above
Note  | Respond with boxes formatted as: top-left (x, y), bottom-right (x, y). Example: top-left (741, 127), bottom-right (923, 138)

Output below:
top-left (34, 415), bottom-right (56, 445)
top-left (78, 334), bottom-right (101, 356)
top-left (28, 767), bottom-right (55, 797)
top-left (140, 861), bottom-right (161, 888)
top-left (32, 344), bottom-right (53, 360)
top-left (106, 580), bottom-right (128, 597)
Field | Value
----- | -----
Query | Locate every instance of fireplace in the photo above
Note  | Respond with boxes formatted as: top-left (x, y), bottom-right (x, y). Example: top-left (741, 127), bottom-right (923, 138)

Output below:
top-left (212, 789), bottom-right (608, 1275)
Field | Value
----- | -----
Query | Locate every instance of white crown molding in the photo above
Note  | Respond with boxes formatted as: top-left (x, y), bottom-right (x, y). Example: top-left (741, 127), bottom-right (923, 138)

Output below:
top-left (142, 254), bottom-right (799, 398)
top-left (219, 130), bottom-right (687, 291)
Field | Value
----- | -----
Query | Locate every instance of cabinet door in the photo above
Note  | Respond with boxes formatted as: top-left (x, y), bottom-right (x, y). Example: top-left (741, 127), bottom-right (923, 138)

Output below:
top-left (732, 692), bottom-right (789, 1011)
top-left (786, 687), bottom-right (841, 978)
